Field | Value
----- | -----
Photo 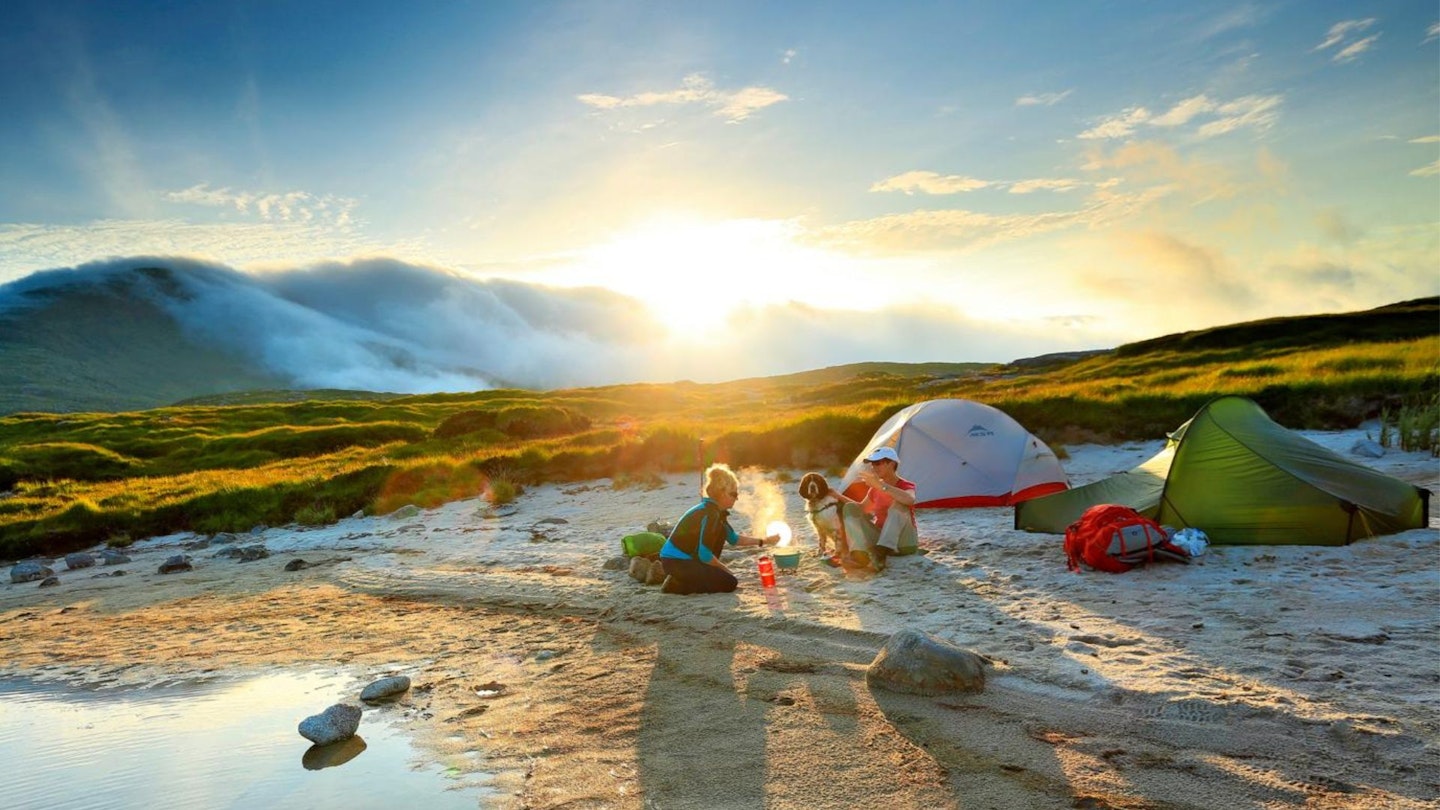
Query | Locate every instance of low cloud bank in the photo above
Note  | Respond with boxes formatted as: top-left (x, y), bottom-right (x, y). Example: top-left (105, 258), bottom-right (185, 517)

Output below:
top-left (0, 256), bottom-right (1107, 393)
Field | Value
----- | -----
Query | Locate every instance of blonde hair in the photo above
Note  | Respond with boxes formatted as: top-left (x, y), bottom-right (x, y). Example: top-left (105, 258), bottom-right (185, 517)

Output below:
top-left (703, 463), bottom-right (739, 500)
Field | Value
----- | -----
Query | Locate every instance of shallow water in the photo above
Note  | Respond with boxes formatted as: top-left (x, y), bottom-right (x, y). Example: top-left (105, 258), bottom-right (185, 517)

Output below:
top-left (0, 670), bottom-right (493, 810)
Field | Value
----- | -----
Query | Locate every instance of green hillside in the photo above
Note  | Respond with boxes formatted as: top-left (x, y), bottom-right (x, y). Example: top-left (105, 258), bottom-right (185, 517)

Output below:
top-left (0, 298), bottom-right (1434, 560)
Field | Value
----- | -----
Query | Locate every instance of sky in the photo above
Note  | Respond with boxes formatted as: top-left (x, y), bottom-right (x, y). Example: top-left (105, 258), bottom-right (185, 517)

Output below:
top-left (0, 1), bottom-right (1436, 389)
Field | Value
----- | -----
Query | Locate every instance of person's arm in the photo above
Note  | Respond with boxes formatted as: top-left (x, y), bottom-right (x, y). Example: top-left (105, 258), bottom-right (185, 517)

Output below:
top-left (878, 480), bottom-right (917, 507)
top-left (736, 533), bottom-right (781, 549)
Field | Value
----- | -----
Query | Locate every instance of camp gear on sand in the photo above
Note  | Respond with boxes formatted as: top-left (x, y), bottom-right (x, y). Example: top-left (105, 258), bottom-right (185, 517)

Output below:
top-left (622, 531), bottom-right (667, 557)
top-left (841, 399), bottom-right (1068, 507)
top-left (1064, 504), bottom-right (1192, 573)
top-left (1017, 396), bottom-right (1431, 545)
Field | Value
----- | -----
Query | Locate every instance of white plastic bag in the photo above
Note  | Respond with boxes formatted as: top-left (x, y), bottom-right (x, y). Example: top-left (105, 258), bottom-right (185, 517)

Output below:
top-left (1168, 527), bottom-right (1209, 558)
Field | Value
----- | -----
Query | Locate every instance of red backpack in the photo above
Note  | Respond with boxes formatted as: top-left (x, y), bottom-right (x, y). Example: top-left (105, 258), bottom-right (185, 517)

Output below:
top-left (1064, 504), bottom-right (1187, 573)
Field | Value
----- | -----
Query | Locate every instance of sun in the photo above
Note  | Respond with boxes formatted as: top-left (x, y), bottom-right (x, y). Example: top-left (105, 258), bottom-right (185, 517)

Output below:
top-left (558, 215), bottom-right (853, 335)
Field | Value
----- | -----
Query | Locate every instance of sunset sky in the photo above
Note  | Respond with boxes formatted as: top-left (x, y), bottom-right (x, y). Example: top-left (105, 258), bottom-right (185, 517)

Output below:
top-left (1, 1), bottom-right (1436, 383)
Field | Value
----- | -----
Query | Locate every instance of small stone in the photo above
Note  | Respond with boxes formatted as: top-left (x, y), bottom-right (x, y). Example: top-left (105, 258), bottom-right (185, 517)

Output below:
top-left (601, 556), bottom-right (629, 571)
top-left (64, 553), bottom-right (96, 570)
top-left (360, 676), bottom-right (412, 702)
top-left (284, 559), bottom-right (311, 572)
top-left (38, 576), bottom-right (60, 588)
top-left (298, 703), bottom-right (363, 745)
top-left (645, 562), bottom-right (667, 586)
top-left (158, 555), bottom-right (193, 574)
top-left (628, 557), bottom-right (651, 583)
top-left (10, 562), bottom-right (54, 583)
top-left (100, 549), bottom-right (131, 565)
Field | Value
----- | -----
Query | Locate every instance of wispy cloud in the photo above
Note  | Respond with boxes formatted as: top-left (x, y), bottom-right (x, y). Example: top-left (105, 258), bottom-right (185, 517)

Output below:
top-left (870, 171), bottom-right (991, 194)
top-left (871, 171), bottom-right (1082, 195)
top-left (1411, 135), bottom-right (1440, 143)
top-left (1079, 94), bottom-right (1281, 140)
top-left (815, 184), bottom-right (1169, 254)
top-left (1314, 18), bottom-right (1380, 62)
top-left (781, 48), bottom-right (797, 64)
top-left (0, 219), bottom-right (410, 285)
top-left (1332, 34), bottom-right (1381, 63)
top-left (1016, 90), bottom-right (1072, 107)
top-left (577, 73), bottom-right (788, 123)
top-left (1008, 178), bottom-right (1082, 194)
top-left (1078, 107), bottom-right (1152, 140)
top-left (164, 184), bottom-right (359, 228)
top-left (1426, 21), bottom-right (1439, 43)
top-left (1410, 160), bottom-right (1440, 177)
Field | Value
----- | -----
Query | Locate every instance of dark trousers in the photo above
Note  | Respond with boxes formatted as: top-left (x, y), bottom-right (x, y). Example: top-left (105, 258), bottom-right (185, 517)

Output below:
top-left (659, 558), bottom-right (737, 594)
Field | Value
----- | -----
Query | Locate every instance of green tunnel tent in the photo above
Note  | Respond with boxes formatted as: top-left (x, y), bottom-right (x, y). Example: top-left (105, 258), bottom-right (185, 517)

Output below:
top-left (1013, 396), bottom-right (1430, 545)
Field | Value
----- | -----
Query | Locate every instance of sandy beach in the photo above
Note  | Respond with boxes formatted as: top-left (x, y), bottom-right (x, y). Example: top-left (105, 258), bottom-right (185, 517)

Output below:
top-left (2, 427), bottom-right (1436, 809)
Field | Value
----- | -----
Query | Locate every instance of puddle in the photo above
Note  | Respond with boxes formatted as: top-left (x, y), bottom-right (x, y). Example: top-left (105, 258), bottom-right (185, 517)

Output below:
top-left (0, 671), bottom-right (495, 809)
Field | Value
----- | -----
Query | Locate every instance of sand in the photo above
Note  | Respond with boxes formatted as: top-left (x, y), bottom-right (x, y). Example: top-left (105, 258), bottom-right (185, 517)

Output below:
top-left (1, 427), bottom-right (1436, 809)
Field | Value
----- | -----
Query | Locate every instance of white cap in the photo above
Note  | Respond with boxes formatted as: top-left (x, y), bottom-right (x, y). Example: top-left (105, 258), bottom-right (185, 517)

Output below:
top-left (864, 446), bottom-right (900, 465)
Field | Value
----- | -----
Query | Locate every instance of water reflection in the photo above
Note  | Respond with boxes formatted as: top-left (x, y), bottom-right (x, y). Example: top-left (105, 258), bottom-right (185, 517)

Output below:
top-left (302, 735), bottom-right (368, 770)
top-left (0, 671), bottom-right (493, 810)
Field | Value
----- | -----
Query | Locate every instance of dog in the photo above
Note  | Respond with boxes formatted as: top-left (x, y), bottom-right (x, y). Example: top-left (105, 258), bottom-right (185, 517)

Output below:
top-left (798, 472), bottom-right (850, 561)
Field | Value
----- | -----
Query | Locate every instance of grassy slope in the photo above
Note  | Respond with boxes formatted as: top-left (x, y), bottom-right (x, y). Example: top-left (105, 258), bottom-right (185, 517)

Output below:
top-left (0, 298), bottom-right (1434, 559)
top-left (0, 288), bottom-right (287, 414)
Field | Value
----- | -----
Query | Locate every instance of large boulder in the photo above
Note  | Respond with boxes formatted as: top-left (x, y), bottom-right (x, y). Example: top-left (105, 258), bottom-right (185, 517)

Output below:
top-left (64, 552), bottom-right (96, 570)
top-left (866, 629), bottom-right (987, 696)
top-left (298, 703), bottom-right (363, 746)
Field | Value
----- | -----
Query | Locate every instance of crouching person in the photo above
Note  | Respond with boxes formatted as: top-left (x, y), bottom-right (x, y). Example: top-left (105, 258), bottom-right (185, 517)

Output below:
top-left (658, 463), bottom-right (779, 595)
top-left (836, 446), bottom-right (917, 573)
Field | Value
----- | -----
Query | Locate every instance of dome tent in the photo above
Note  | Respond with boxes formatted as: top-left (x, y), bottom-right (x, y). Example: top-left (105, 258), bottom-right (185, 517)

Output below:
top-left (840, 399), bottom-right (1069, 507)
top-left (1013, 396), bottom-right (1431, 545)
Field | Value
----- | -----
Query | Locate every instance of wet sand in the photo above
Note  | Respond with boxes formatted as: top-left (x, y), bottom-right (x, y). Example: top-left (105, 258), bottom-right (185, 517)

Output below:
top-left (2, 429), bottom-right (1437, 808)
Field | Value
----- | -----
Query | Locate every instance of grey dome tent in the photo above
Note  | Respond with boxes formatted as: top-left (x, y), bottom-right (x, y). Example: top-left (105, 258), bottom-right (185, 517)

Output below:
top-left (1014, 396), bottom-right (1430, 545)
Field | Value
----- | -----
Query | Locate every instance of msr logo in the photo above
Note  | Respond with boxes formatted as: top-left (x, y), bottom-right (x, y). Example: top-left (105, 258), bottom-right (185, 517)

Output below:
top-left (967, 424), bottom-right (994, 437)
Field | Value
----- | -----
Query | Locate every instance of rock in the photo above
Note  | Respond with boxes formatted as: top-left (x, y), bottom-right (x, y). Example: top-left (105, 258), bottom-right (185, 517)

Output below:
top-left (213, 532), bottom-right (240, 545)
top-left (866, 629), bottom-right (987, 696)
top-left (350, 510), bottom-right (365, 520)
top-left (628, 557), bottom-right (651, 583)
top-left (1350, 439), bottom-right (1385, 459)
top-left (183, 538), bottom-right (212, 550)
top-left (298, 703), bottom-right (363, 746)
top-left (602, 556), bottom-right (629, 571)
top-left (158, 555), bottom-right (193, 574)
top-left (360, 676), bottom-right (411, 703)
top-left (64, 552), bottom-right (96, 570)
top-left (388, 505), bottom-right (421, 520)
top-left (646, 520), bottom-right (673, 536)
top-left (645, 561), bottom-right (667, 586)
top-left (38, 576), bottom-right (60, 588)
top-left (100, 549), bottom-right (131, 565)
top-left (236, 545), bottom-right (269, 562)
top-left (284, 559), bottom-right (311, 572)
top-left (11, 562), bottom-right (54, 583)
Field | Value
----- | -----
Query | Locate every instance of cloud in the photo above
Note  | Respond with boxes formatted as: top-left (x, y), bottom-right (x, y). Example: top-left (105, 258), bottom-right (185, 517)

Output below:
top-left (577, 73), bottom-right (788, 123)
top-left (1427, 22), bottom-right (1439, 43)
top-left (813, 184), bottom-right (1169, 254)
top-left (781, 48), bottom-right (797, 64)
top-left (1332, 33), bottom-right (1381, 63)
top-left (0, 219), bottom-right (411, 286)
top-left (1410, 135), bottom-right (1440, 143)
top-left (1314, 18), bottom-right (1377, 51)
top-left (870, 171), bottom-right (991, 194)
top-left (1008, 178), bottom-right (1082, 194)
top-left (1410, 160), bottom-right (1440, 177)
top-left (1078, 107), bottom-right (1152, 140)
top-left (164, 184), bottom-right (359, 227)
top-left (1016, 90), bottom-right (1072, 107)
top-left (1079, 94), bottom-right (1281, 140)
top-left (1314, 18), bottom-right (1380, 62)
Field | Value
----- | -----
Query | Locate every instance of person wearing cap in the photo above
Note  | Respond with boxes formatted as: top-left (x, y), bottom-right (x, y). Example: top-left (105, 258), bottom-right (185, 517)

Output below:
top-left (657, 463), bottom-right (781, 595)
top-left (835, 446), bottom-right (917, 572)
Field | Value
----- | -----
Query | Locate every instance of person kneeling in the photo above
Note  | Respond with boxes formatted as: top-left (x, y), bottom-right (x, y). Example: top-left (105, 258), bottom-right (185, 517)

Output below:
top-left (658, 463), bottom-right (779, 595)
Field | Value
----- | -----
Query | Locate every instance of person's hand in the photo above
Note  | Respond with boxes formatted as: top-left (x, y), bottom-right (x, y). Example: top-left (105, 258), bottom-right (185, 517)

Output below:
top-left (857, 469), bottom-right (879, 488)
top-left (765, 534), bottom-right (781, 546)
